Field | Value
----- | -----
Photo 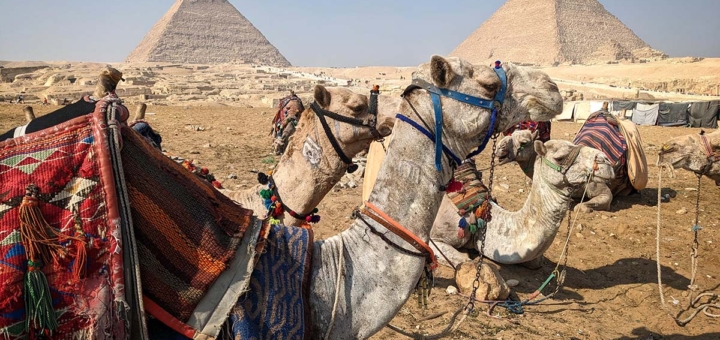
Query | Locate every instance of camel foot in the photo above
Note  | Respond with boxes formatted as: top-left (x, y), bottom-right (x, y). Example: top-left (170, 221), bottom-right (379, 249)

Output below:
top-left (518, 256), bottom-right (545, 270)
top-left (573, 203), bottom-right (593, 213)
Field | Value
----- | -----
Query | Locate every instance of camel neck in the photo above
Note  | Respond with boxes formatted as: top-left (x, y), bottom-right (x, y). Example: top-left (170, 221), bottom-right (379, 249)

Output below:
top-left (365, 119), bottom-right (455, 241)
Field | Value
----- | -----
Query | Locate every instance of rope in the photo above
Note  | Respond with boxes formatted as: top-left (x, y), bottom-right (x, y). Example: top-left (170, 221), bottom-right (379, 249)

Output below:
top-left (655, 168), bottom-right (720, 326)
top-left (324, 236), bottom-right (345, 340)
top-left (386, 306), bottom-right (468, 340)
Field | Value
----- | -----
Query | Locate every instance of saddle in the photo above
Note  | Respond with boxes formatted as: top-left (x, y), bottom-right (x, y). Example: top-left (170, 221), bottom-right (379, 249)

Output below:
top-left (0, 97), bottom-right (282, 339)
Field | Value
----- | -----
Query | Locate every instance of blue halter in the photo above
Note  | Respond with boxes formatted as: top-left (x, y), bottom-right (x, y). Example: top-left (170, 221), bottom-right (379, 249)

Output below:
top-left (400, 63), bottom-right (508, 171)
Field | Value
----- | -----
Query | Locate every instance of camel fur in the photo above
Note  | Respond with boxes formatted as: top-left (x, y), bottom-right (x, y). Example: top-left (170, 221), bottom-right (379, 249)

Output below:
top-left (496, 118), bottom-right (641, 213)
top-left (430, 140), bottom-right (614, 266)
top-left (657, 128), bottom-right (720, 187)
top-left (311, 55), bottom-right (564, 339)
top-left (221, 85), bottom-right (393, 226)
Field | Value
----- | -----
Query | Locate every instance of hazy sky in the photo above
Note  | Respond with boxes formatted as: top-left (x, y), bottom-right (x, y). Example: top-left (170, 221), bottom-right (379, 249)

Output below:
top-left (0, 0), bottom-right (718, 67)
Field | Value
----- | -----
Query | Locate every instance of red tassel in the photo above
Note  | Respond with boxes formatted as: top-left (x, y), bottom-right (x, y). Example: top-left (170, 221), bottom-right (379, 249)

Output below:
top-left (457, 228), bottom-right (465, 239)
top-left (445, 178), bottom-right (463, 193)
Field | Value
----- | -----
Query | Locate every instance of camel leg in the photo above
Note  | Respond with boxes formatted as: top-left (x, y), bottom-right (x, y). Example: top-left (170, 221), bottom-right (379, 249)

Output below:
top-left (574, 182), bottom-right (612, 213)
top-left (430, 240), bottom-right (472, 269)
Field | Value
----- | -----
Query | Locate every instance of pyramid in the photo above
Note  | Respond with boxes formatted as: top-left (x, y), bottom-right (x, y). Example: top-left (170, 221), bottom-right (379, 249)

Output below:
top-left (450, 0), bottom-right (666, 66)
top-left (126, 0), bottom-right (291, 66)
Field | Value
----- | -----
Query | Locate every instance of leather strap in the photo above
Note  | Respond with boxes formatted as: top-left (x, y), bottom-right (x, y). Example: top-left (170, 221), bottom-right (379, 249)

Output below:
top-left (361, 201), bottom-right (438, 270)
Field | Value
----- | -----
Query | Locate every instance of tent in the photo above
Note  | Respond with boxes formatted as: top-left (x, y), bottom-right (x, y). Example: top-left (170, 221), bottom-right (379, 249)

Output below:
top-left (688, 101), bottom-right (719, 129)
top-left (631, 103), bottom-right (659, 126)
top-left (657, 103), bottom-right (689, 127)
top-left (573, 101), bottom-right (592, 123)
top-left (555, 101), bottom-right (576, 121)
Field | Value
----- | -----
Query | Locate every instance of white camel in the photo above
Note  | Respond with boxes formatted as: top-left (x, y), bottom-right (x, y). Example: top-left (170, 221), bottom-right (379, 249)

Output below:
top-left (311, 55), bottom-right (563, 338)
top-left (429, 139), bottom-right (614, 267)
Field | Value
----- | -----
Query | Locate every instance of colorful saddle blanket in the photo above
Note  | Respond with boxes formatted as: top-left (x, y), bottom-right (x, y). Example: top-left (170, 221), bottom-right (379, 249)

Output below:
top-left (147, 223), bottom-right (314, 340)
top-left (573, 112), bottom-right (627, 179)
top-left (0, 101), bottom-right (130, 339)
top-left (0, 97), bottom-right (271, 339)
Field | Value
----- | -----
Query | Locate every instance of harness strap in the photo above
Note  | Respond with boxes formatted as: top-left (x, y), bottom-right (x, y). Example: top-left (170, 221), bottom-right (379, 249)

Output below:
top-left (269, 176), bottom-right (316, 220)
top-left (361, 201), bottom-right (438, 270)
top-left (700, 134), bottom-right (720, 162)
top-left (311, 101), bottom-right (359, 173)
top-left (396, 114), bottom-right (462, 166)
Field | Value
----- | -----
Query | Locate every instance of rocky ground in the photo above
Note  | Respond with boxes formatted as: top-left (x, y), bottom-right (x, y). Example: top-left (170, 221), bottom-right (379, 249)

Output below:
top-left (1, 102), bottom-right (718, 339)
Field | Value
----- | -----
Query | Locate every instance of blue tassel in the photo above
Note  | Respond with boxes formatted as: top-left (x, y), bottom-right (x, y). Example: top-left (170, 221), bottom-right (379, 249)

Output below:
top-left (458, 218), bottom-right (468, 229)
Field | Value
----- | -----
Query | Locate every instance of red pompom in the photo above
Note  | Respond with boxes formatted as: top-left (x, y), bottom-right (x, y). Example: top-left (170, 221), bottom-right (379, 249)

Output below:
top-left (445, 179), bottom-right (463, 193)
top-left (457, 229), bottom-right (465, 239)
top-left (306, 216), bottom-right (312, 222)
top-left (212, 181), bottom-right (223, 189)
top-left (271, 195), bottom-right (277, 202)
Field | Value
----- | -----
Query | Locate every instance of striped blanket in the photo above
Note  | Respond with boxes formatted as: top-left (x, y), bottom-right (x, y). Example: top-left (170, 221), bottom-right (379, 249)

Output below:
top-left (573, 112), bottom-right (627, 179)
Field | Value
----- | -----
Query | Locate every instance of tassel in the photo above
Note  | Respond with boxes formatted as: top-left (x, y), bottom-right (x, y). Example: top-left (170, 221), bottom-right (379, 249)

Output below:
top-left (18, 184), bottom-right (63, 334)
top-left (457, 228), bottom-right (465, 239)
top-left (24, 261), bottom-right (58, 334)
top-left (70, 211), bottom-right (87, 280)
top-left (445, 178), bottom-right (463, 193)
top-left (469, 223), bottom-right (478, 235)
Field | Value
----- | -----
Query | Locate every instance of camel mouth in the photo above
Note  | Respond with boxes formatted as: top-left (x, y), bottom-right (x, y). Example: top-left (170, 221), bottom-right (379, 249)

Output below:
top-left (496, 150), bottom-right (512, 165)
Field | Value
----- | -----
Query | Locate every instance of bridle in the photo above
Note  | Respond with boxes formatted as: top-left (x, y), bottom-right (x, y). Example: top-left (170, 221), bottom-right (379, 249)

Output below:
top-left (259, 87), bottom-right (385, 223)
top-left (397, 64), bottom-right (508, 172)
top-left (538, 145), bottom-right (600, 196)
top-left (355, 62), bottom-right (509, 271)
top-left (309, 86), bottom-right (383, 174)
top-left (699, 132), bottom-right (720, 174)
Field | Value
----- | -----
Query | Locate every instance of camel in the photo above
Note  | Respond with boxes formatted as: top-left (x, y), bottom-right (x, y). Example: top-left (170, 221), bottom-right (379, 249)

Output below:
top-left (430, 139), bottom-right (614, 266)
top-left (0, 57), bottom-right (563, 339)
top-left (496, 111), bottom-right (645, 213)
top-left (309, 55), bottom-right (564, 339)
top-left (657, 128), bottom-right (720, 187)
top-left (221, 85), bottom-right (393, 227)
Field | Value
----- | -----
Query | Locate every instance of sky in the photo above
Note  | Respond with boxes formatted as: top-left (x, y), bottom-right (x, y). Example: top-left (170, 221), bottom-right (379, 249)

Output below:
top-left (0, 0), bottom-right (718, 67)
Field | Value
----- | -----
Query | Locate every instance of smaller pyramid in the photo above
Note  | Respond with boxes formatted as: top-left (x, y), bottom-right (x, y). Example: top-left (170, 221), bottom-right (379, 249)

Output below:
top-left (126, 0), bottom-right (290, 66)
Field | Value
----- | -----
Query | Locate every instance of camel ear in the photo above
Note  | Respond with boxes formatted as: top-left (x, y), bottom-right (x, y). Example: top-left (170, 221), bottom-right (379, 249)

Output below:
top-left (314, 85), bottom-right (331, 108)
top-left (430, 55), bottom-right (456, 88)
top-left (534, 140), bottom-right (547, 157)
top-left (531, 129), bottom-right (540, 142)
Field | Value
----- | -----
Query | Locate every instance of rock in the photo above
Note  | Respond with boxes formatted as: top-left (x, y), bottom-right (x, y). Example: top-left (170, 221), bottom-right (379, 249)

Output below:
top-left (577, 224), bottom-right (583, 231)
top-left (499, 183), bottom-right (510, 190)
top-left (506, 279), bottom-right (520, 287)
top-left (202, 143), bottom-right (212, 148)
top-left (347, 180), bottom-right (357, 188)
top-left (446, 286), bottom-right (458, 295)
top-left (227, 174), bottom-right (238, 179)
top-left (519, 189), bottom-right (524, 193)
top-left (676, 207), bottom-right (688, 215)
top-left (454, 262), bottom-right (510, 300)
top-left (601, 215), bottom-right (608, 220)
top-left (576, 232), bottom-right (584, 238)
top-left (685, 187), bottom-right (698, 192)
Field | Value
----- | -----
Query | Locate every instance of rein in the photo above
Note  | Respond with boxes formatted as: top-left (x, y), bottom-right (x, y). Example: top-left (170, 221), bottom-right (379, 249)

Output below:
top-left (400, 63), bottom-right (507, 172)
top-left (699, 133), bottom-right (720, 169)
top-left (309, 86), bottom-right (382, 174)
top-left (358, 201), bottom-right (438, 270)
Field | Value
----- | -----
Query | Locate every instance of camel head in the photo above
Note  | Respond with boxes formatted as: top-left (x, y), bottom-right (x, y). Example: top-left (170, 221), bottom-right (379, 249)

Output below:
top-left (497, 129), bottom-right (539, 165)
top-left (409, 57), bottom-right (562, 149)
top-left (657, 129), bottom-right (720, 185)
top-left (275, 85), bottom-right (391, 225)
top-left (534, 140), bottom-right (615, 192)
top-left (497, 63), bottom-right (563, 131)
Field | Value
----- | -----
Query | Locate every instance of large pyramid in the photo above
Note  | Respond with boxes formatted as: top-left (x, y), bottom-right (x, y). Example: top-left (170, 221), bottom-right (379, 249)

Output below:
top-left (126, 0), bottom-right (291, 66)
top-left (450, 0), bottom-right (666, 66)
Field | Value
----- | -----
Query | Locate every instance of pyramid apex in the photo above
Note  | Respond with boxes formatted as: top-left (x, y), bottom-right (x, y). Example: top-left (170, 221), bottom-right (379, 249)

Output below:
top-left (126, 0), bottom-right (290, 66)
top-left (450, 0), bottom-right (665, 66)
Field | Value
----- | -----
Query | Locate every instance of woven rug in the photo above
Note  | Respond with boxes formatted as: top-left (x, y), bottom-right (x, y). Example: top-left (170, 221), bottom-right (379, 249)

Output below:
top-left (148, 224), bottom-right (314, 340)
top-left (119, 126), bottom-right (262, 337)
top-left (0, 108), bottom-right (128, 338)
top-left (230, 223), bottom-right (313, 339)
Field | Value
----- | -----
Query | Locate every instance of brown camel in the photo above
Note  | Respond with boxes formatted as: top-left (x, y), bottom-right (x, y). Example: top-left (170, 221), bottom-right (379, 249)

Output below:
top-left (658, 128), bottom-right (720, 187)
